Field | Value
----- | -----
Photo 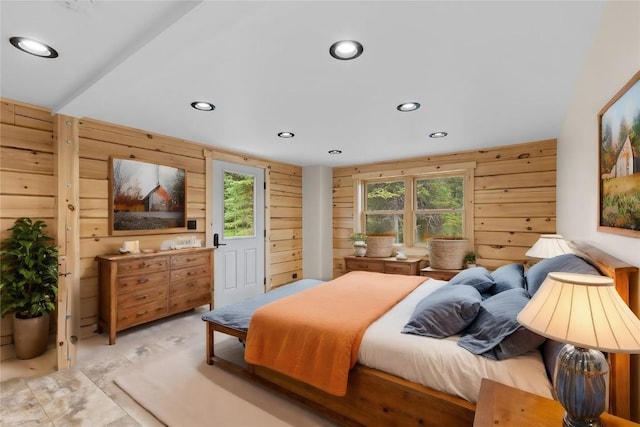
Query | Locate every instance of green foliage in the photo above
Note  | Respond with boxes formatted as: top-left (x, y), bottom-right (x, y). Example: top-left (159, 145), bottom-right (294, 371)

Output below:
top-left (349, 232), bottom-right (368, 243)
top-left (366, 181), bottom-right (405, 211)
top-left (416, 177), bottom-right (463, 209)
top-left (0, 218), bottom-right (58, 318)
top-left (464, 251), bottom-right (476, 263)
top-left (224, 172), bottom-right (255, 237)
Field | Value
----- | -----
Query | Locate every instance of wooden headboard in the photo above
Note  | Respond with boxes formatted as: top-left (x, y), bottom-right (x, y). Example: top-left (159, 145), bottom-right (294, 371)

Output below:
top-left (570, 241), bottom-right (639, 419)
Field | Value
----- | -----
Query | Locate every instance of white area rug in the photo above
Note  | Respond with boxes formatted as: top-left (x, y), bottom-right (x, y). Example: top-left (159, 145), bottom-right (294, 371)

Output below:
top-left (114, 337), bottom-right (336, 427)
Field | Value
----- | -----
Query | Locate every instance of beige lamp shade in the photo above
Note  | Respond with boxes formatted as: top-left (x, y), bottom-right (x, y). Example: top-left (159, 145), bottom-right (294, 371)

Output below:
top-left (525, 234), bottom-right (573, 258)
top-left (517, 272), bottom-right (640, 353)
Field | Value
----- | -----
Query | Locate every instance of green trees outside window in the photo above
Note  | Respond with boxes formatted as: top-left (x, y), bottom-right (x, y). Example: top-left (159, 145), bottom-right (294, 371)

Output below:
top-left (223, 172), bottom-right (255, 237)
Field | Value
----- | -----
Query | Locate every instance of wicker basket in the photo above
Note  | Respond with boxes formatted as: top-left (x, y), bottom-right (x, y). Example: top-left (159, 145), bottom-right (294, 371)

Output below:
top-left (365, 235), bottom-right (395, 257)
top-left (429, 238), bottom-right (468, 270)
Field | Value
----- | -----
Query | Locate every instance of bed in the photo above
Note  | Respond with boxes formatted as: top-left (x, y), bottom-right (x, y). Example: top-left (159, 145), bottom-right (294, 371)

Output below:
top-left (202, 242), bottom-right (637, 426)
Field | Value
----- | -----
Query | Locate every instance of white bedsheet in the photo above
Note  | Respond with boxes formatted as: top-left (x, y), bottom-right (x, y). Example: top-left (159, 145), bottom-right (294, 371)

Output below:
top-left (357, 278), bottom-right (554, 403)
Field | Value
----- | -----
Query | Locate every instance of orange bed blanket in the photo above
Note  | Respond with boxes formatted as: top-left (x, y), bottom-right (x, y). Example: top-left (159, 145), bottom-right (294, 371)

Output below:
top-left (244, 271), bottom-right (425, 396)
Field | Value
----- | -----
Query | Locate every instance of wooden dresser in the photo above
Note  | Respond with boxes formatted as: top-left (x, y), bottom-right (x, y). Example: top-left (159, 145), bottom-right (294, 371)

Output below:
top-left (344, 256), bottom-right (423, 276)
top-left (96, 247), bottom-right (213, 344)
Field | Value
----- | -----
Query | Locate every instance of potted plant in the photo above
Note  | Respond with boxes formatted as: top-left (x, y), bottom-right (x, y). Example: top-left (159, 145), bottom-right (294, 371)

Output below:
top-left (0, 218), bottom-right (58, 359)
top-left (349, 232), bottom-right (368, 257)
top-left (464, 251), bottom-right (477, 268)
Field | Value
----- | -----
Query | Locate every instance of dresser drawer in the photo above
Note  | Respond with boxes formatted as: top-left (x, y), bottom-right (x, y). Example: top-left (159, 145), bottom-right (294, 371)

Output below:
top-left (118, 285), bottom-right (168, 310)
top-left (170, 276), bottom-right (210, 298)
top-left (169, 291), bottom-right (211, 314)
top-left (117, 270), bottom-right (169, 294)
top-left (384, 262), bottom-right (414, 275)
top-left (117, 299), bottom-right (168, 329)
top-left (170, 264), bottom-right (210, 282)
top-left (345, 259), bottom-right (384, 272)
top-left (171, 253), bottom-right (211, 269)
top-left (117, 257), bottom-right (167, 276)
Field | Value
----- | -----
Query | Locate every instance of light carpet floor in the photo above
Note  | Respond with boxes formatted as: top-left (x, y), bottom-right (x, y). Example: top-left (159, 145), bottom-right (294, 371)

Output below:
top-left (113, 336), bottom-right (338, 427)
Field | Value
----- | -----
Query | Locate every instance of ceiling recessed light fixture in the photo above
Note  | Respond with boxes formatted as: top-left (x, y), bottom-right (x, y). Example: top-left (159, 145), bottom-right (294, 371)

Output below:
top-left (397, 102), bottom-right (421, 112)
top-left (329, 40), bottom-right (363, 60)
top-left (277, 132), bottom-right (295, 138)
top-left (10, 36), bottom-right (58, 58)
top-left (328, 149), bottom-right (342, 154)
top-left (429, 131), bottom-right (448, 138)
top-left (190, 101), bottom-right (215, 111)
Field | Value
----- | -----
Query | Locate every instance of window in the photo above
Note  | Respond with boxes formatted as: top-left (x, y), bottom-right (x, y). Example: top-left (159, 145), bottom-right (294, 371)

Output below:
top-left (355, 162), bottom-right (475, 249)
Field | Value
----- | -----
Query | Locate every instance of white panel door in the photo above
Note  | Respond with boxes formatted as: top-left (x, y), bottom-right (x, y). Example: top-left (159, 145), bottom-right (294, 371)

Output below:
top-left (212, 160), bottom-right (265, 308)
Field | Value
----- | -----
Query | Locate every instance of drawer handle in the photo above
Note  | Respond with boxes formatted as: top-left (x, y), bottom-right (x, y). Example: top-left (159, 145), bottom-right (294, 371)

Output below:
top-left (139, 263), bottom-right (150, 268)
top-left (136, 310), bottom-right (148, 317)
top-left (187, 271), bottom-right (197, 276)
top-left (138, 278), bottom-right (149, 284)
top-left (186, 258), bottom-right (196, 262)
top-left (136, 295), bottom-right (147, 300)
top-left (187, 281), bottom-right (197, 288)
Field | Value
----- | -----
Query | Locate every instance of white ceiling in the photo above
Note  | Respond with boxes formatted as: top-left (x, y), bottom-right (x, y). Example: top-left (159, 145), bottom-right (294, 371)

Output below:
top-left (1, 0), bottom-right (605, 167)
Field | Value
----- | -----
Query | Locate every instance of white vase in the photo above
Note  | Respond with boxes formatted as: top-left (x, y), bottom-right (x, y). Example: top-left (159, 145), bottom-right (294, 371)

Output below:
top-left (353, 243), bottom-right (367, 257)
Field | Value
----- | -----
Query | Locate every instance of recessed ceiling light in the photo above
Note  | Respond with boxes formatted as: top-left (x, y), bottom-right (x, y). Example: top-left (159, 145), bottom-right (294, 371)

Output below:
top-left (278, 132), bottom-right (295, 138)
top-left (429, 132), bottom-right (448, 138)
top-left (329, 40), bottom-right (363, 60)
top-left (397, 102), bottom-right (421, 112)
top-left (328, 149), bottom-right (342, 154)
top-left (10, 36), bottom-right (58, 58)
top-left (191, 101), bottom-right (215, 111)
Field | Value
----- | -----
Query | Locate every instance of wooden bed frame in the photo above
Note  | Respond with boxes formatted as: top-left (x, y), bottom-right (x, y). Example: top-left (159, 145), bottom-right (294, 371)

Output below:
top-left (205, 241), bottom-right (638, 426)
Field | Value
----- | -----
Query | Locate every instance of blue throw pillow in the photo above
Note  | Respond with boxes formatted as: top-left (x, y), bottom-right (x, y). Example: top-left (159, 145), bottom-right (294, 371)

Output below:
top-left (402, 284), bottom-right (482, 338)
top-left (525, 254), bottom-right (600, 296)
top-left (491, 263), bottom-right (525, 295)
top-left (458, 288), bottom-right (546, 360)
top-left (448, 267), bottom-right (495, 293)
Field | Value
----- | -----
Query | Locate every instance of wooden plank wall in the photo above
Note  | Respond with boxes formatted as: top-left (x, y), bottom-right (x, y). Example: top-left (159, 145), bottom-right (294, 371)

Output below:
top-left (332, 139), bottom-right (557, 277)
top-left (0, 100), bottom-right (57, 360)
top-left (1, 98), bottom-right (302, 348)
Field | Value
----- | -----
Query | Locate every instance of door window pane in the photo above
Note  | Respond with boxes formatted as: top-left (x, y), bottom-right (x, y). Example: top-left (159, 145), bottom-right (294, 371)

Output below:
top-left (223, 172), bottom-right (254, 237)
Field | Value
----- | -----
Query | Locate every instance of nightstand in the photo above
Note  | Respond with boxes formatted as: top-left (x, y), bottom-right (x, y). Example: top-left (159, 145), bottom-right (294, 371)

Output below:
top-left (473, 379), bottom-right (639, 427)
top-left (420, 266), bottom-right (461, 281)
top-left (344, 256), bottom-right (423, 275)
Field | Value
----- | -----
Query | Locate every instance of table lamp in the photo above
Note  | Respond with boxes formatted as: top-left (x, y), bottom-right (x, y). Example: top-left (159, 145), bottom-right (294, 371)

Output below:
top-left (525, 234), bottom-right (573, 258)
top-left (517, 272), bottom-right (640, 427)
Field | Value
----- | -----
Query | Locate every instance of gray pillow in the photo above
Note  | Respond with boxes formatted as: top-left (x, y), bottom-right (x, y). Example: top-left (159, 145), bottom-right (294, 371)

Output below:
top-left (458, 288), bottom-right (545, 360)
top-left (491, 263), bottom-right (525, 295)
top-left (525, 254), bottom-right (600, 296)
top-left (402, 284), bottom-right (482, 338)
top-left (448, 267), bottom-right (495, 293)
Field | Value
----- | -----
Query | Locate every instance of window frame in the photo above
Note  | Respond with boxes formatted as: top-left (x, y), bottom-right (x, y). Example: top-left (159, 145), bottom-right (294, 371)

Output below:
top-left (353, 162), bottom-right (476, 252)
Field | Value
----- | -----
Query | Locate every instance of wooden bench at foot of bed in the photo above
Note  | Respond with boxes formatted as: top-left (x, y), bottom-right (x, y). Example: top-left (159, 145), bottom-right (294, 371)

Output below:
top-left (206, 320), bottom-right (475, 427)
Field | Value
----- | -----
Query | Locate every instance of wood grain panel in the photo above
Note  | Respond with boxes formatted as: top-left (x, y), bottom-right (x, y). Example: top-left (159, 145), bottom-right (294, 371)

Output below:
top-left (0, 147), bottom-right (54, 173)
top-left (0, 171), bottom-right (55, 196)
top-left (476, 171), bottom-right (556, 190)
top-left (475, 202), bottom-right (555, 218)
top-left (0, 124), bottom-right (53, 151)
top-left (474, 217), bottom-right (556, 233)
top-left (475, 187), bottom-right (556, 204)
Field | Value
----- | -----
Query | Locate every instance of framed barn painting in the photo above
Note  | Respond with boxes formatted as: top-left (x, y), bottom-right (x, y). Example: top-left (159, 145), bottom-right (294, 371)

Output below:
top-left (598, 71), bottom-right (640, 237)
top-left (109, 157), bottom-right (187, 234)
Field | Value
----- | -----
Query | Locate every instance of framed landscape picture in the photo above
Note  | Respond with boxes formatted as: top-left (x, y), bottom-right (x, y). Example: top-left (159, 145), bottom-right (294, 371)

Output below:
top-left (598, 71), bottom-right (640, 237)
top-left (109, 157), bottom-right (187, 234)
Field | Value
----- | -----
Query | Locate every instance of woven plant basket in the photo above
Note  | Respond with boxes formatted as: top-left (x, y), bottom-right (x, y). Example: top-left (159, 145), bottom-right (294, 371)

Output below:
top-left (365, 235), bottom-right (395, 257)
top-left (429, 238), bottom-right (468, 270)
